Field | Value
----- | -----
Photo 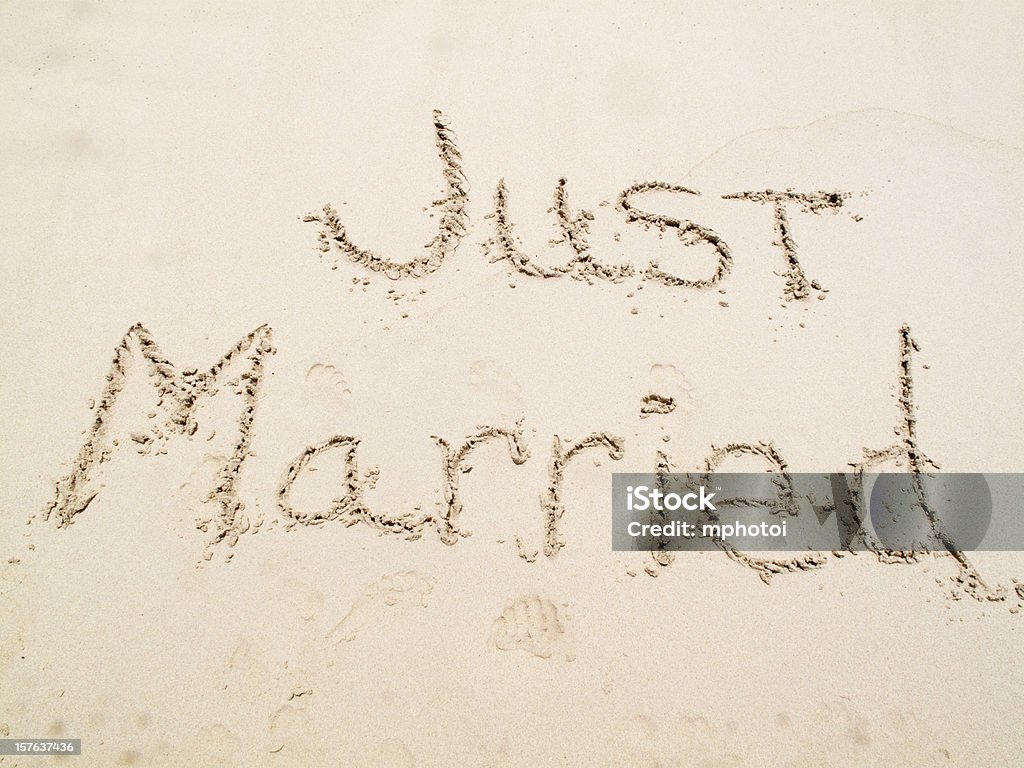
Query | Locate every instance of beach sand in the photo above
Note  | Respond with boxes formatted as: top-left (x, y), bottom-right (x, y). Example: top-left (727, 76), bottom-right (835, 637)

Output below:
top-left (2, 2), bottom-right (1023, 765)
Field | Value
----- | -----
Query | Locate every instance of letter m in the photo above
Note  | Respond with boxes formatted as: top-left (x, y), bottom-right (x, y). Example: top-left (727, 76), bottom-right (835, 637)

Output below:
top-left (44, 323), bottom-right (274, 552)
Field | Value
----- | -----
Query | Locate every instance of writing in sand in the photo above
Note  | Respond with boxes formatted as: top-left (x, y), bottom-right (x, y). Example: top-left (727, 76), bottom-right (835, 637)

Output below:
top-left (37, 322), bottom-right (1024, 612)
top-left (302, 110), bottom-right (854, 302)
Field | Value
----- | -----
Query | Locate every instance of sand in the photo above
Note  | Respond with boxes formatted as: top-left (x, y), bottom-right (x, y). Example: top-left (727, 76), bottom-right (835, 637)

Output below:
top-left (2, 2), bottom-right (1023, 765)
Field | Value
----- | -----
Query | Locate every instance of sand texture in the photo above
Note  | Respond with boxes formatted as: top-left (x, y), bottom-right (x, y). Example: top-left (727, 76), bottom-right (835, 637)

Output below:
top-left (2, 2), bottom-right (1024, 765)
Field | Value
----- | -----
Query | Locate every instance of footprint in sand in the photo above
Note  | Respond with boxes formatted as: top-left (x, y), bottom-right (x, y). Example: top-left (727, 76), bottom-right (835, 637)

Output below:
top-left (326, 571), bottom-right (434, 645)
top-left (491, 594), bottom-right (575, 661)
top-left (469, 359), bottom-right (523, 417)
top-left (304, 363), bottom-right (353, 411)
top-left (647, 363), bottom-right (696, 415)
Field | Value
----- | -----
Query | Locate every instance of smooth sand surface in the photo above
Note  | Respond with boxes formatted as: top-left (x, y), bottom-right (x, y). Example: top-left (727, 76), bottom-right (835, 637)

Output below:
top-left (2, 3), bottom-right (1023, 765)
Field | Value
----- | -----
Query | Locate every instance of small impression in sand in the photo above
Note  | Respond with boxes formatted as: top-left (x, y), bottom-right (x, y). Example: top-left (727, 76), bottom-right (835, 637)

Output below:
top-left (174, 453), bottom-right (229, 512)
top-left (491, 594), bottom-right (575, 661)
top-left (304, 363), bottom-right (353, 411)
top-left (640, 393), bottom-right (676, 418)
top-left (326, 571), bottom-right (434, 645)
top-left (647, 363), bottom-right (695, 415)
top-left (468, 359), bottom-right (524, 417)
